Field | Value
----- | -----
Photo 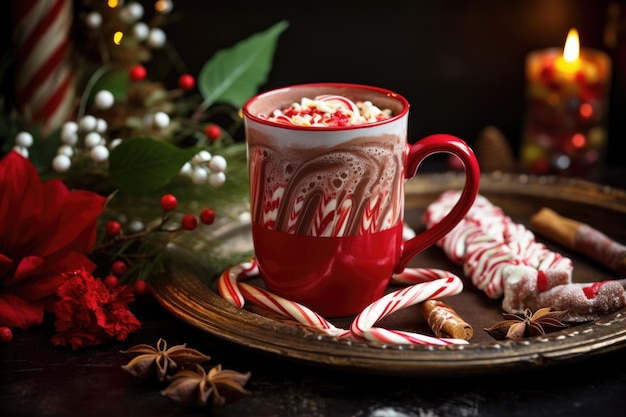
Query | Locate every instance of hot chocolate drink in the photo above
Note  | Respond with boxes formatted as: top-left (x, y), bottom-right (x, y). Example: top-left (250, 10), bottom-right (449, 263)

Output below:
top-left (248, 94), bottom-right (402, 237)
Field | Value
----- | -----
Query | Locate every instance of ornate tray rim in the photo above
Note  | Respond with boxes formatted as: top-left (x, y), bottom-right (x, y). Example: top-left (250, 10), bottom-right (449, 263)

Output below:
top-left (153, 172), bottom-right (626, 377)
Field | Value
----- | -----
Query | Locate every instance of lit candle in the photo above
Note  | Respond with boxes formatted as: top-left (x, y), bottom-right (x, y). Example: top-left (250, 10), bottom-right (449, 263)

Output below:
top-left (520, 28), bottom-right (612, 179)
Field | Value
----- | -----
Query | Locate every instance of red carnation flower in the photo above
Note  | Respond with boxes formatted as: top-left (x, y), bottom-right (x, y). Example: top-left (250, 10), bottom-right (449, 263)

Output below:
top-left (0, 151), bottom-right (107, 330)
top-left (52, 268), bottom-right (140, 350)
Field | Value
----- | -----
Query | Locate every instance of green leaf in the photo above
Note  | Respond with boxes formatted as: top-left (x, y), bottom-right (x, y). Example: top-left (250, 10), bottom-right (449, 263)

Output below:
top-left (108, 137), bottom-right (201, 194)
top-left (89, 68), bottom-right (129, 103)
top-left (198, 20), bottom-right (289, 110)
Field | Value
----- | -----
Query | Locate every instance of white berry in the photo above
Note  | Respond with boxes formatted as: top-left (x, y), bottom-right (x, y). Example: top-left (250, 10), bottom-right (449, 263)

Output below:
top-left (79, 115), bottom-right (97, 132)
top-left (15, 131), bottom-right (33, 148)
top-left (52, 154), bottom-right (72, 172)
top-left (90, 145), bottom-right (109, 162)
top-left (109, 138), bottom-right (123, 149)
top-left (94, 90), bottom-right (114, 109)
top-left (57, 145), bottom-right (74, 157)
top-left (208, 155), bottom-right (227, 172)
top-left (192, 150), bottom-right (211, 164)
top-left (121, 3), bottom-right (144, 23)
top-left (61, 122), bottom-right (79, 144)
top-left (191, 167), bottom-right (208, 185)
top-left (147, 28), bottom-right (166, 48)
top-left (208, 171), bottom-right (226, 187)
top-left (96, 118), bottom-right (108, 133)
top-left (153, 112), bottom-right (170, 128)
top-left (179, 161), bottom-right (192, 175)
top-left (85, 11), bottom-right (102, 28)
top-left (61, 131), bottom-right (78, 146)
top-left (12, 146), bottom-right (28, 158)
top-left (133, 22), bottom-right (149, 40)
top-left (84, 132), bottom-right (102, 148)
top-left (127, 220), bottom-right (145, 233)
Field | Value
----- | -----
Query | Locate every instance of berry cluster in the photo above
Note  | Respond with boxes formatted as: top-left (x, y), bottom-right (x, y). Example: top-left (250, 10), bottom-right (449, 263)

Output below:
top-left (93, 193), bottom-right (217, 289)
top-left (12, 0), bottom-right (229, 190)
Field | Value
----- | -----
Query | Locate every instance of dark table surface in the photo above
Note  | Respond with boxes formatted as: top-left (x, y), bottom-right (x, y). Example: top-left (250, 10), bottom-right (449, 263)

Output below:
top-left (2, 296), bottom-right (626, 417)
top-left (3, 166), bottom-right (626, 417)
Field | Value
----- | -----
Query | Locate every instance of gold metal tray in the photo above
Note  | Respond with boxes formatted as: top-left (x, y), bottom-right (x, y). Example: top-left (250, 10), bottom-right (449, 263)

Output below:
top-left (152, 172), bottom-right (626, 377)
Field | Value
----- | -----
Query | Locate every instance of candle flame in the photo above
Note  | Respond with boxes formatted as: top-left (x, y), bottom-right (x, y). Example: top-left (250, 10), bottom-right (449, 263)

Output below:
top-left (563, 28), bottom-right (580, 62)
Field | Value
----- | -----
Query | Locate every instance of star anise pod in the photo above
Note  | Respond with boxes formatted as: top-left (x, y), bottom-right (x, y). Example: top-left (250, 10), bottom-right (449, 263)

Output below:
top-left (484, 307), bottom-right (569, 340)
top-left (161, 363), bottom-right (251, 407)
top-left (120, 338), bottom-right (211, 381)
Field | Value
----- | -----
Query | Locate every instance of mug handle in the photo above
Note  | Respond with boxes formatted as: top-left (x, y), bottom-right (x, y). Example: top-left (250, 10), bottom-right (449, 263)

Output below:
top-left (395, 134), bottom-right (481, 273)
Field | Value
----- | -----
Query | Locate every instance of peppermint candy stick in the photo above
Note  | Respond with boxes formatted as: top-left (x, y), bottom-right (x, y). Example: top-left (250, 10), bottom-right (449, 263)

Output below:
top-left (12, 0), bottom-right (76, 136)
top-left (237, 282), bottom-right (349, 338)
top-left (351, 276), bottom-right (467, 345)
top-left (219, 259), bottom-right (469, 345)
top-left (362, 327), bottom-right (466, 345)
top-left (217, 258), bottom-right (258, 307)
top-left (217, 259), bottom-right (348, 337)
top-left (391, 268), bottom-right (460, 284)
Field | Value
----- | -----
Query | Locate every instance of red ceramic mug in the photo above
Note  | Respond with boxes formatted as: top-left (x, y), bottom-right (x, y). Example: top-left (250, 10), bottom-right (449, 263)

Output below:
top-left (243, 83), bottom-right (480, 317)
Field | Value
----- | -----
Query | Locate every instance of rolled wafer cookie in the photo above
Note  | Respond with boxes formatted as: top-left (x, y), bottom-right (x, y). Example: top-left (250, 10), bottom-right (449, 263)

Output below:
top-left (530, 207), bottom-right (626, 276)
top-left (419, 299), bottom-right (473, 340)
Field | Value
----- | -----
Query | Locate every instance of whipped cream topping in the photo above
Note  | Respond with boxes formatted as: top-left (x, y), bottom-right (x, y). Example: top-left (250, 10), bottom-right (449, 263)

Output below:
top-left (260, 94), bottom-right (392, 127)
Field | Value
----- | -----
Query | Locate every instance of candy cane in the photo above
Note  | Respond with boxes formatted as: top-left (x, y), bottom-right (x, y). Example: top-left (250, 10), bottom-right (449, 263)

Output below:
top-left (217, 258), bottom-right (258, 307)
top-left (424, 191), bottom-right (574, 299)
top-left (390, 268), bottom-right (460, 284)
top-left (350, 276), bottom-right (466, 344)
top-left (12, 0), bottom-right (75, 136)
top-left (218, 258), bottom-right (468, 346)
top-left (217, 259), bottom-right (348, 338)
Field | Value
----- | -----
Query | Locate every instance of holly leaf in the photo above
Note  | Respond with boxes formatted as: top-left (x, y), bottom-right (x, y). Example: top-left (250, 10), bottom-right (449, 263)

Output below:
top-left (108, 137), bottom-right (201, 194)
top-left (198, 20), bottom-right (289, 111)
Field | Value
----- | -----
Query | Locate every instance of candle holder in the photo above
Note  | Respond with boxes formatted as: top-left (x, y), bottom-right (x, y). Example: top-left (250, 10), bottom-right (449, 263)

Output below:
top-left (520, 34), bottom-right (612, 179)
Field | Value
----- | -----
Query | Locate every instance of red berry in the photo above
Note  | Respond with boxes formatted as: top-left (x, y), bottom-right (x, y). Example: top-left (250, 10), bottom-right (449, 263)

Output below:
top-left (200, 208), bottom-right (216, 225)
top-left (178, 74), bottom-right (195, 91)
top-left (0, 327), bottom-right (12, 343)
top-left (129, 64), bottom-right (147, 81)
top-left (133, 280), bottom-right (149, 295)
top-left (105, 220), bottom-right (123, 237)
top-left (111, 260), bottom-right (127, 277)
top-left (205, 124), bottom-right (221, 141)
top-left (160, 194), bottom-right (178, 211)
top-left (104, 275), bottom-right (119, 289)
top-left (181, 214), bottom-right (198, 230)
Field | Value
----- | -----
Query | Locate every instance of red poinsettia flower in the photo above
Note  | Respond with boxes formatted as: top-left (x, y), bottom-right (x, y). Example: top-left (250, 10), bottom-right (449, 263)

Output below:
top-left (52, 268), bottom-right (140, 350)
top-left (0, 151), bottom-right (107, 330)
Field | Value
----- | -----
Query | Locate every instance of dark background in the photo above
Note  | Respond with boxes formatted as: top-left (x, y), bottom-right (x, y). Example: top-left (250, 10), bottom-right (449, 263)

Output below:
top-left (162, 0), bottom-right (626, 168)
top-left (2, 0), bottom-right (624, 168)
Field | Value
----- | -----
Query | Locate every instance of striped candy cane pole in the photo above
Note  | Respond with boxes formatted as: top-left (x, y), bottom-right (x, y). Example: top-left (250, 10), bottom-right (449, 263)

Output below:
top-left (12, 0), bottom-right (76, 136)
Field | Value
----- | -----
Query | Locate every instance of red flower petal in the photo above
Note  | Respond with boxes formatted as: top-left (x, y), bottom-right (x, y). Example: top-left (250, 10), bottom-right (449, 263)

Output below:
top-left (0, 152), bottom-right (106, 330)
top-left (0, 292), bottom-right (44, 329)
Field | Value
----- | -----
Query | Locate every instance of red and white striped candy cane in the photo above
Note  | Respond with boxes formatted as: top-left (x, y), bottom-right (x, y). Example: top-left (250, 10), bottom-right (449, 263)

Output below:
top-left (217, 258), bottom-right (349, 338)
top-left (218, 258), bottom-right (468, 345)
top-left (362, 327), bottom-right (465, 345)
top-left (350, 276), bottom-right (466, 344)
top-left (390, 267), bottom-right (460, 284)
top-left (217, 258), bottom-right (258, 308)
top-left (12, 0), bottom-right (75, 136)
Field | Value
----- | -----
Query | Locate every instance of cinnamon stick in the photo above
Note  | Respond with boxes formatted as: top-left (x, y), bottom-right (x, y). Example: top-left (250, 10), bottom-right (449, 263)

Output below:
top-left (419, 299), bottom-right (473, 340)
top-left (530, 207), bottom-right (626, 276)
